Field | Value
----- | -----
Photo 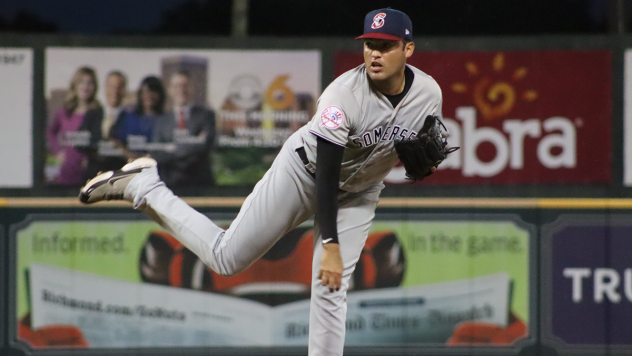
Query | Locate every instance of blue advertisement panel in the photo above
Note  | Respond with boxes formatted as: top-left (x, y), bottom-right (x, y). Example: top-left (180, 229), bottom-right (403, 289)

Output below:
top-left (542, 215), bottom-right (632, 355)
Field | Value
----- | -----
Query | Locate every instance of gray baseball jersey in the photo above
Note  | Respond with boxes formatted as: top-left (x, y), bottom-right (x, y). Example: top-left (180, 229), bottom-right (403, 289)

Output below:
top-left (125, 63), bottom-right (443, 356)
top-left (301, 63), bottom-right (443, 192)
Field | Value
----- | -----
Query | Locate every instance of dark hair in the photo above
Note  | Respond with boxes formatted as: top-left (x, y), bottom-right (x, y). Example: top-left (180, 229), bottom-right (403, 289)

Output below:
top-left (135, 76), bottom-right (165, 115)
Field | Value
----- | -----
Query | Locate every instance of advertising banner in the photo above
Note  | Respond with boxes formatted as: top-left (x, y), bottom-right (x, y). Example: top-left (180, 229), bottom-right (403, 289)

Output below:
top-left (44, 48), bottom-right (320, 187)
top-left (336, 50), bottom-right (612, 185)
top-left (0, 48), bottom-right (33, 188)
top-left (11, 214), bottom-right (532, 351)
top-left (542, 215), bottom-right (632, 350)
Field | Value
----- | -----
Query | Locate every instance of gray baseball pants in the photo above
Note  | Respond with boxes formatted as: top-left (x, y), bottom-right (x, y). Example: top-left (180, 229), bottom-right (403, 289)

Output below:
top-left (125, 131), bottom-right (382, 356)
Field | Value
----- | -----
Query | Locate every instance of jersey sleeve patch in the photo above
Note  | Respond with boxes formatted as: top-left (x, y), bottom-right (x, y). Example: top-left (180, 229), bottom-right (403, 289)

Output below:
top-left (320, 106), bottom-right (345, 129)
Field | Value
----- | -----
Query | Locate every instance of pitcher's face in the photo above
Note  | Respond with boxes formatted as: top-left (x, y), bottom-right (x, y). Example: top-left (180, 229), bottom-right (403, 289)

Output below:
top-left (363, 39), bottom-right (413, 83)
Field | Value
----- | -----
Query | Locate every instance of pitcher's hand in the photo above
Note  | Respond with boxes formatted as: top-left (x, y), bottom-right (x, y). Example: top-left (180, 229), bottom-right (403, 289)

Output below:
top-left (318, 242), bottom-right (343, 292)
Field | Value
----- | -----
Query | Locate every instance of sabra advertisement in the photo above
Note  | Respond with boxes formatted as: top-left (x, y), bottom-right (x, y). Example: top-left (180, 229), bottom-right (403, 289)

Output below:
top-left (0, 48), bottom-right (33, 188)
top-left (44, 48), bottom-right (320, 187)
top-left (542, 215), bottom-right (632, 349)
top-left (336, 50), bottom-right (612, 184)
top-left (12, 214), bottom-right (531, 350)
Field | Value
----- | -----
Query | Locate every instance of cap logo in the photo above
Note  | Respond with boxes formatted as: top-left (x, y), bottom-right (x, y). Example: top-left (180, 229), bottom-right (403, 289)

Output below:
top-left (371, 13), bottom-right (386, 29)
top-left (405, 29), bottom-right (410, 35)
top-left (320, 106), bottom-right (345, 129)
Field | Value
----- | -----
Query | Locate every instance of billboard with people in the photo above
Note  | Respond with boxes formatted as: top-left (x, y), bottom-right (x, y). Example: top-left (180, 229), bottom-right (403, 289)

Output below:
top-left (44, 48), bottom-right (320, 187)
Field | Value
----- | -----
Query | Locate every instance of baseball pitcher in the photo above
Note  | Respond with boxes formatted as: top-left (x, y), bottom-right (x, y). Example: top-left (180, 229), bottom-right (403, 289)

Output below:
top-left (80, 8), bottom-right (456, 355)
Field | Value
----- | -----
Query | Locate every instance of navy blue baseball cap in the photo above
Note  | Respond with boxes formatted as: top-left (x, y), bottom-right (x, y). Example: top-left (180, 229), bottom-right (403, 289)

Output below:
top-left (356, 8), bottom-right (413, 41)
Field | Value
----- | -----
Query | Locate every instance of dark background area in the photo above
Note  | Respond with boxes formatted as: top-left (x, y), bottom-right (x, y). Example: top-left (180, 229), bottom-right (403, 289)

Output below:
top-left (0, 0), bottom-right (628, 36)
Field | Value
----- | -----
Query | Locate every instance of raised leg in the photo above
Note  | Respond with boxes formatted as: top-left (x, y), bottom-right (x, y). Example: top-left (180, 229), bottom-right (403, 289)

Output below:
top-left (126, 146), bottom-right (317, 276)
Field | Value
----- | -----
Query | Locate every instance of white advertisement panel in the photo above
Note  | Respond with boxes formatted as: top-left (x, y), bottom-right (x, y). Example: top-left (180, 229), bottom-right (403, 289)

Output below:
top-left (30, 263), bottom-right (509, 347)
top-left (0, 48), bottom-right (33, 187)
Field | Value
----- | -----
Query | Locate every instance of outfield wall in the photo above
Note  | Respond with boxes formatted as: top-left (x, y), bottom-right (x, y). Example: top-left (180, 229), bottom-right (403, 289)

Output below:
top-left (0, 199), bottom-right (631, 356)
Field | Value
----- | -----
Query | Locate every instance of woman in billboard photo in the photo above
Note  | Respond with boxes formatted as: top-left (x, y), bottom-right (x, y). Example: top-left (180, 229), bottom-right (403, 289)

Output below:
top-left (46, 66), bottom-right (100, 185)
top-left (109, 75), bottom-right (165, 159)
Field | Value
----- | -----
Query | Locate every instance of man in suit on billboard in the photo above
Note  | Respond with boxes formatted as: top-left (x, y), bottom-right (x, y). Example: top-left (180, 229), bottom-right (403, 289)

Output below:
top-left (151, 70), bottom-right (216, 187)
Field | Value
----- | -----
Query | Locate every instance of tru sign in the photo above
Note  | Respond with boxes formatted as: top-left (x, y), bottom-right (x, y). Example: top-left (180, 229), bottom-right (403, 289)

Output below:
top-left (563, 268), bottom-right (632, 303)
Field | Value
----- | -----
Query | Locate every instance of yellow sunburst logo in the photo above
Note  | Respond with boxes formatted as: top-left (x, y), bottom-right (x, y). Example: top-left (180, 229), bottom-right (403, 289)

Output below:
top-left (451, 53), bottom-right (538, 121)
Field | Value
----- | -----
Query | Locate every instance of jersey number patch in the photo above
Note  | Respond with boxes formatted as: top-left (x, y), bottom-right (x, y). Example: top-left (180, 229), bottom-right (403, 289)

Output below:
top-left (320, 106), bottom-right (345, 129)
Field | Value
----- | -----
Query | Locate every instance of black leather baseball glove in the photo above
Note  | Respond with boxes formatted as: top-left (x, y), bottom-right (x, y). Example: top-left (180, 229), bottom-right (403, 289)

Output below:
top-left (393, 115), bottom-right (459, 181)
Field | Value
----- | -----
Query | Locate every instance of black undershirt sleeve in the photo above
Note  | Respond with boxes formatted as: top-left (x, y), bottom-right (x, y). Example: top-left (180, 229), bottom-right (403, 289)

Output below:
top-left (315, 136), bottom-right (345, 244)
